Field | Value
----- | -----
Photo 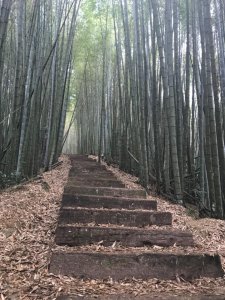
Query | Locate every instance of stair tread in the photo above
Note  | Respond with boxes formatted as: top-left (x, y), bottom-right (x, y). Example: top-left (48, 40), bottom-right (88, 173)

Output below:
top-left (62, 193), bottom-right (151, 201)
top-left (49, 251), bottom-right (224, 280)
top-left (65, 185), bottom-right (145, 191)
top-left (55, 225), bottom-right (194, 247)
top-left (61, 194), bottom-right (157, 210)
top-left (64, 185), bottom-right (147, 199)
top-left (61, 207), bottom-right (159, 212)
top-left (58, 207), bottom-right (172, 227)
top-left (56, 224), bottom-right (190, 233)
top-left (67, 179), bottom-right (125, 188)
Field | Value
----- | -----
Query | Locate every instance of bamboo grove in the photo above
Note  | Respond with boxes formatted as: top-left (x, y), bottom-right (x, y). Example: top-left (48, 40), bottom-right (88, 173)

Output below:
top-left (73, 0), bottom-right (225, 219)
top-left (0, 0), bottom-right (80, 184)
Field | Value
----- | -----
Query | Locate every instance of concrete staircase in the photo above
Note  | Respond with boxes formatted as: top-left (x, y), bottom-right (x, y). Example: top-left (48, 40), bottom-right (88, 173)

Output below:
top-left (49, 155), bottom-right (223, 282)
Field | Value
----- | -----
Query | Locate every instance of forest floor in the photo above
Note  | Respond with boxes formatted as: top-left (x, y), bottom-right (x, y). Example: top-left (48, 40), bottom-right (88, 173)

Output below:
top-left (0, 155), bottom-right (225, 300)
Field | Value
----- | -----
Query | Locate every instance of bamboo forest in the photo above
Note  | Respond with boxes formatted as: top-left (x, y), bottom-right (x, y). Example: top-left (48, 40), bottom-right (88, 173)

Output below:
top-left (1, 0), bottom-right (225, 219)
top-left (2, 1), bottom-right (225, 299)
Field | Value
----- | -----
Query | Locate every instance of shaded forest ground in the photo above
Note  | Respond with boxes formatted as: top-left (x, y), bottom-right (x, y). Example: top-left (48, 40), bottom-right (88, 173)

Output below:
top-left (0, 156), bottom-right (225, 299)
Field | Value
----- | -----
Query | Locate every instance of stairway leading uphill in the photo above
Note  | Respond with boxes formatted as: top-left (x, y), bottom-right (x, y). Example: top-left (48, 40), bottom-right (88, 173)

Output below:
top-left (49, 155), bottom-right (223, 282)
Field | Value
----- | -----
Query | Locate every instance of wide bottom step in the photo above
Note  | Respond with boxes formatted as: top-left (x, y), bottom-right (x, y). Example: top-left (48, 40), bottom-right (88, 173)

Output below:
top-left (49, 251), bottom-right (223, 280)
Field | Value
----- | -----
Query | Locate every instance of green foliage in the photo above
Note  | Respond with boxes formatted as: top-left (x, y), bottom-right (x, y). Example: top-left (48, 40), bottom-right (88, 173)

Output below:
top-left (70, 0), bottom-right (115, 103)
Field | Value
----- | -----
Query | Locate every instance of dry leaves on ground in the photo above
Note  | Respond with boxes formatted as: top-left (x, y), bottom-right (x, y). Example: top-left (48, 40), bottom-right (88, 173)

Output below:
top-left (0, 155), bottom-right (225, 299)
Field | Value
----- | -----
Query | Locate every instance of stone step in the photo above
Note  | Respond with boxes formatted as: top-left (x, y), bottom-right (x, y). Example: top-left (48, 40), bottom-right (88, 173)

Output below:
top-left (68, 171), bottom-right (117, 180)
top-left (69, 169), bottom-right (115, 177)
top-left (55, 226), bottom-right (194, 247)
top-left (69, 155), bottom-right (93, 161)
top-left (61, 194), bottom-right (157, 210)
top-left (64, 186), bottom-right (147, 199)
top-left (49, 251), bottom-right (224, 280)
top-left (69, 163), bottom-right (107, 167)
top-left (70, 157), bottom-right (96, 165)
top-left (70, 157), bottom-right (96, 161)
top-left (69, 162), bottom-right (108, 168)
top-left (57, 294), bottom-right (225, 300)
top-left (67, 178), bottom-right (125, 188)
top-left (70, 165), bottom-right (108, 172)
top-left (58, 208), bottom-right (172, 227)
